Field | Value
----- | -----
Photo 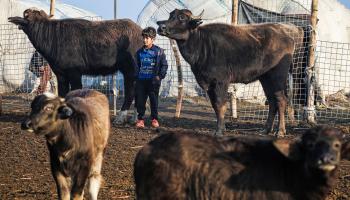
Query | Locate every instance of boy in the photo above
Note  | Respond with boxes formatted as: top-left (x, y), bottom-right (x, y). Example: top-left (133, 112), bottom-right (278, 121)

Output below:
top-left (135, 27), bottom-right (168, 128)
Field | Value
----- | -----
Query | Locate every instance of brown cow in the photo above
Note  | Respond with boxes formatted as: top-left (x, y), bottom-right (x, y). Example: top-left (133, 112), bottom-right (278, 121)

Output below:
top-left (134, 126), bottom-right (350, 200)
top-left (157, 9), bottom-right (304, 136)
top-left (21, 89), bottom-right (110, 200)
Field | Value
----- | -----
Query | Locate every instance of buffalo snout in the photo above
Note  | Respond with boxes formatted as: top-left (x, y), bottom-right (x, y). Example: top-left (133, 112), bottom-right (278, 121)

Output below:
top-left (316, 152), bottom-right (338, 171)
top-left (318, 152), bottom-right (337, 165)
top-left (314, 146), bottom-right (340, 171)
top-left (156, 21), bottom-right (168, 35)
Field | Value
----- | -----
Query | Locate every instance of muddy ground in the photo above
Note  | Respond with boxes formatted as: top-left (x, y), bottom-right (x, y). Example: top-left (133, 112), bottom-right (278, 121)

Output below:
top-left (0, 97), bottom-right (349, 200)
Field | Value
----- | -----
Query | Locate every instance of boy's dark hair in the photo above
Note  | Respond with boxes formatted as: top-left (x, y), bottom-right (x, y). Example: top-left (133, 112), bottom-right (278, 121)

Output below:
top-left (142, 27), bottom-right (157, 39)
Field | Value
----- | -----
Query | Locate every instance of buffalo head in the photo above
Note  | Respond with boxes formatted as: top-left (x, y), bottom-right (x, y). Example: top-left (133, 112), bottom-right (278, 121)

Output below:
top-left (156, 9), bottom-right (204, 40)
top-left (21, 93), bottom-right (73, 135)
top-left (8, 8), bottom-right (49, 30)
top-left (274, 126), bottom-right (350, 172)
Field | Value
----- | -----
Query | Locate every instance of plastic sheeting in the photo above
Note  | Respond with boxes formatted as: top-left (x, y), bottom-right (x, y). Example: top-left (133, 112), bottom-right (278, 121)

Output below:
top-left (0, 0), bottom-right (100, 93)
top-left (137, 0), bottom-right (311, 27)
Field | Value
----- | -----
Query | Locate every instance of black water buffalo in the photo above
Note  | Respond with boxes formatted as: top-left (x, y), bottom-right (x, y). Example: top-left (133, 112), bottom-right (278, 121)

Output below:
top-left (134, 126), bottom-right (350, 200)
top-left (157, 9), bottom-right (304, 136)
top-left (21, 89), bottom-right (110, 200)
top-left (9, 8), bottom-right (143, 123)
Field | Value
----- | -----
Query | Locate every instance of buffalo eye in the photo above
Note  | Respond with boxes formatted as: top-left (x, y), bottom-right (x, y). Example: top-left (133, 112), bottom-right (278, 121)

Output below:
top-left (44, 104), bottom-right (54, 112)
top-left (178, 14), bottom-right (187, 21)
top-left (333, 141), bottom-right (341, 149)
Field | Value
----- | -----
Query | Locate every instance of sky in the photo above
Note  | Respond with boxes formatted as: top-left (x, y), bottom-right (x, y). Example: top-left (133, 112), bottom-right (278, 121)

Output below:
top-left (59, 0), bottom-right (350, 21)
top-left (59, 0), bottom-right (148, 21)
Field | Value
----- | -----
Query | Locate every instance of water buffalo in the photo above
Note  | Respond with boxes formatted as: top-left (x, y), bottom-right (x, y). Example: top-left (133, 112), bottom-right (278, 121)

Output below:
top-left (157, 9), bottom-right (304, 136)
top-left (21, 89), bottom-right (110, 200)
top-left (134, 126), bottom-right (350, 200)
top-left (9, 8), bottom-right (143, 123)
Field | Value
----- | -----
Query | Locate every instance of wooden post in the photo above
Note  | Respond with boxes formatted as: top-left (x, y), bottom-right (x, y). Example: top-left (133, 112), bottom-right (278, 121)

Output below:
top-left (304, 0), bottom-right (318, 124)
top-left (112, 74), bottom-right (117, 116)
top-left (229, 0), bottom-right (239, 121)
top-left (171, 39), bottom-right (184, 118)
top-left (112, 0), bottom-right (118, 116)
top-left (49, 0), bottom-right (58, 95)
top-left (49, 0), bottom-right (55, 18)
top-left (231, 0), bottom-right (239, 24)
top-left (0, 94), bottom-right (2, 115)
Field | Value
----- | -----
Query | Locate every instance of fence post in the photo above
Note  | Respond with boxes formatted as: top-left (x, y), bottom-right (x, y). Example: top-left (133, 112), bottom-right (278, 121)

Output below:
top-left (171, 39), bottom-right (184, 118)
top-left (304, 0), bottom-right (318, 124)
top-left (112, 0), bottom-right (118, 116)
top-left (49, 0), bottom-right (59, 96)
top-left (231, 0), bottom-right (239, 24)
top-left (49, 0), bottom-right (55, 18)
top-left (229, 0), bottom-right (239, 121)
top-left (113, 74), bottom-right (117, 116)
top-left (0, 95), bottom-right (2, 115)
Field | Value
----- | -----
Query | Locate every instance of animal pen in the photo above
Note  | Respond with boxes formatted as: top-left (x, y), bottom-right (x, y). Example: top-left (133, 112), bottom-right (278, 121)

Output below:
top-left (0, 0), bottom-right (349, 127)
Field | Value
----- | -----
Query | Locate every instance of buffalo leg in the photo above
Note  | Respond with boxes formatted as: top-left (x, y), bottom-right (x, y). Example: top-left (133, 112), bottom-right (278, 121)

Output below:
top-left (207, 82), bottom-right (228, 136)
top-left (71, 165), bottom-right (90, 200)
top-left (88, 152), bottom-right (104, 200)
top-left (260, 55), bottom-right (292, 137)
top-left (114, 75), bottom-right (136, 124)
top-left (260, 78), bottom-right (278, 134)
top-left (121, 75), bottom-right (135, 111)
top-left (57, 75), bottom-right (70, 97)
top-left (276, 92), bottom-right (287, 137)
top-left (67, 70), bottom-right (82, 91)
top-left (54, 172), bottom-right (71, 200)
top-left (48, 147), bottom-right (70, 200)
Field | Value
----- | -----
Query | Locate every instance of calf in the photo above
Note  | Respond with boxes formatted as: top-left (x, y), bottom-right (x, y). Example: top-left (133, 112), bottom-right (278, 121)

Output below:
top-left (157, 9), bottom-right (304, 136)
top-left (134, 126), bottom-right (350, 200)
top-left (21, 89), bottom-right (110, 200)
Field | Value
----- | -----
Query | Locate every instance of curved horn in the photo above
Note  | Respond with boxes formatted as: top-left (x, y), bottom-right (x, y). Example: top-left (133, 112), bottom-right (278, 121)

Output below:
top-left (192, 9), bottom-right (204, 20)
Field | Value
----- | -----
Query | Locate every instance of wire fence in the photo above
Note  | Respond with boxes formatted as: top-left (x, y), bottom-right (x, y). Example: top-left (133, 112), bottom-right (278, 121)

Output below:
top-left (1, 0), bottom-right (350, 126)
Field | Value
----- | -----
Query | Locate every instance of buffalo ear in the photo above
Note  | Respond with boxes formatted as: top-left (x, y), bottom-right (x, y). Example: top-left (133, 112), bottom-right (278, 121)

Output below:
top-left (58, 105), bottom-right (73, 119)
top-left (39, 10), bottom-right (50, 18)
top-left (188, 19), bottom-right (203, 29)
top-left (273, 138), bottom-right (301, 161)
top-left (341, 139), bottom-right (350, 160)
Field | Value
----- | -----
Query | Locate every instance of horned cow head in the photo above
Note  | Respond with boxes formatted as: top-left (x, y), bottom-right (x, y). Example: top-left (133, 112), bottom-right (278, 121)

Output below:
top-left (274, 126), bottom-right (350, 173)
top-left (156, 9), bottom-right (204, 40)
top-left (8, 8), bottom-right (50, 30)
top-left (21, 93), bottom-right (74, 135)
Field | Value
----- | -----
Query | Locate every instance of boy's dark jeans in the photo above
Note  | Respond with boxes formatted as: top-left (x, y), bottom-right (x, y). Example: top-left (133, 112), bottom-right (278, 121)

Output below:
top-left (136, 79), bottom-right (160, 120)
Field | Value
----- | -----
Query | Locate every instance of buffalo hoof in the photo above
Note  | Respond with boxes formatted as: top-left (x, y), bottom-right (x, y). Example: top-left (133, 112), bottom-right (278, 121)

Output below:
top-left (113, 110), bottom-right (128, 125)
top-left (128, 109), bottom-right (138, 124)
top-left (214, 130), bottom-right (224, 137)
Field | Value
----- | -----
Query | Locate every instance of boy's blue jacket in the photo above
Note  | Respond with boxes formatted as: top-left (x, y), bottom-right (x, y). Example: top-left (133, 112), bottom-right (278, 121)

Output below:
top-left (135, 45), bottom-right (168, 83)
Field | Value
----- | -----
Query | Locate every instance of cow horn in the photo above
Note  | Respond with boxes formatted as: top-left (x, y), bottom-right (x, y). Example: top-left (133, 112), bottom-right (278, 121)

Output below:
top-left (192, 10), bottom-right (204, 20)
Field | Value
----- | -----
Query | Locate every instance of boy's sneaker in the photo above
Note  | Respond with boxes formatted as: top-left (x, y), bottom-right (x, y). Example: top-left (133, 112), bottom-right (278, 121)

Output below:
top-left (136, 120), bottom-right (145, 128)
top-left (151, 119), bottom-right (159, 128)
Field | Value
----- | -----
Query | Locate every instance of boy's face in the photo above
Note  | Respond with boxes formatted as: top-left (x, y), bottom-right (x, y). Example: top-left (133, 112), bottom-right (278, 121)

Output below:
top-left (143, 36), bottom-right (155, 48)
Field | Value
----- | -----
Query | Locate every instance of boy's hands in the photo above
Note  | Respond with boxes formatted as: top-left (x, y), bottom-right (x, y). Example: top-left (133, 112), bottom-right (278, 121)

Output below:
top-left (152, 76), bottom-right (161, 85)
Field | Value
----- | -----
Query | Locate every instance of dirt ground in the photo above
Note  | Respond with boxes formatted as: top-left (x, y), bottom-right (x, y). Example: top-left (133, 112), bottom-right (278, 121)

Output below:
top-left (0, 97), bottom-right (349, 200)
